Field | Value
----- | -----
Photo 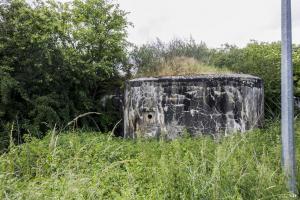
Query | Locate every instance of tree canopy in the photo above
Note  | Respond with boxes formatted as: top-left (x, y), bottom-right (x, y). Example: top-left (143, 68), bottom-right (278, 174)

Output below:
top-left (0, 0), bottom-right (130, 150)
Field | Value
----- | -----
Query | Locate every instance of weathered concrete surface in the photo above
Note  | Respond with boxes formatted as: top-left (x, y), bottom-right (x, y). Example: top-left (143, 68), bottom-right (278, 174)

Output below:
top-left (124, 74), bottom-right (264, 139)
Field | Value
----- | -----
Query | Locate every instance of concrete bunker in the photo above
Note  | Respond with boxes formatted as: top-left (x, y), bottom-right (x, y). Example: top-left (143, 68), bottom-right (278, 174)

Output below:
top-left (124, 74), bottom-right (264, 139)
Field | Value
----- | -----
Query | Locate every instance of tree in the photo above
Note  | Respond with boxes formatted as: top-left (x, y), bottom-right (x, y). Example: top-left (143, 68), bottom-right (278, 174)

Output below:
top-left (0, 0), bottom-right (129, 150)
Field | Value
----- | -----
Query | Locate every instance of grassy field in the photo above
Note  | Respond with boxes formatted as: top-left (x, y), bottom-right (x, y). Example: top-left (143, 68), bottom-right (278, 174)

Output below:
top-left (0, 122), bottom-right (299, 199)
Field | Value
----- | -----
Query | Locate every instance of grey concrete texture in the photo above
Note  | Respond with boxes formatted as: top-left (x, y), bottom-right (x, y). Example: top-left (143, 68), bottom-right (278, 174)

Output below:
top-left (124, 74), bottom-right (264, 139)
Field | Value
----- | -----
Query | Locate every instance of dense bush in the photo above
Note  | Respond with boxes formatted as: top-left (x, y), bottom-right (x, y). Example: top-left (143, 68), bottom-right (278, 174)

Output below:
top-left (130, 38), bottom-right (212, 75)
top-left (0, 0), bottom-right (129, 150)
top-left (0, 122), bottom-right (299, 199)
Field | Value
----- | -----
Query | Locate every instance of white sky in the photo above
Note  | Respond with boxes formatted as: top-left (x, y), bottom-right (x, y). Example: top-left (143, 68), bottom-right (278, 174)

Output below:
top-left (118, 0), bottom-right (300, 48)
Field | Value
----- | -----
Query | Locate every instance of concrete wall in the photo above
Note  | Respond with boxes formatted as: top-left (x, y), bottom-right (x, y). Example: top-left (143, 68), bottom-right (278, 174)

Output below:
top-left (124, 74), bottom-right (264, 139)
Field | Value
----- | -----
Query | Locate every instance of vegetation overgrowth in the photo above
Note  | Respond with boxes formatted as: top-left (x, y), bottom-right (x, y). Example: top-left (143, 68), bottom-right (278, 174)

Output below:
top-left (1, 121), bottom-right (299, 199)
top-left (134, 56), bottom-right (231, 77)
top-left (0, 0), bottom-right (129, 150)
top-left (1, 0), bottom-right (300, 150)
top-left (1, 0), bottom-right (300, 198)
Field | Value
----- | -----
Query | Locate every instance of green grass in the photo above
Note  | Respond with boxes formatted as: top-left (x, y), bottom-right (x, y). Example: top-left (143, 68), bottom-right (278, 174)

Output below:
top-left (0, 122), bottom-right (299, 199)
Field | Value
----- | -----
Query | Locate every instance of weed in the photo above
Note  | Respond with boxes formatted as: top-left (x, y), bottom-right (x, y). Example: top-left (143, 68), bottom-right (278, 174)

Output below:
top-left (0, 122), bottom-right (299, 199)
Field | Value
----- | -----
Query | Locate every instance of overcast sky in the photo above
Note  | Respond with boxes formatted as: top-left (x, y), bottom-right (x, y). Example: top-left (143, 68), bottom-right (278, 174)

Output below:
top-left (118, 0), bottom-right (300, 48)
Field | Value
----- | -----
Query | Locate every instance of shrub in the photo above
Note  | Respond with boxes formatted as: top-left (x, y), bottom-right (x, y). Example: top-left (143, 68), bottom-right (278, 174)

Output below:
top-left (130, 38), bottom-right (212, 76)
top-left (0, 0), bottom-right (129, 150)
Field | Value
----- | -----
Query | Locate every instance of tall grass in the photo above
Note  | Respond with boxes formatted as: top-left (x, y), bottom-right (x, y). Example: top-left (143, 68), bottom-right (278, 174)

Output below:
top-left (136, 56), bottom-right (231, 77)
top-left (0, 122), bottom-right (299, 199)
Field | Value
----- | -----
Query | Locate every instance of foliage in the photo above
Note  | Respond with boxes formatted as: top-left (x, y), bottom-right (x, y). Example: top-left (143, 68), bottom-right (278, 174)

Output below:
top-left (292, 46), bottom-right (300, 96)
top-left (135, 56), bottom-right (231, 77)
top-left (0, 0), bottom-right (129, 150)
top-left (130, 38), bottom-right (213, 76)
top-left (0, 122), bottom-right (299, 199)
